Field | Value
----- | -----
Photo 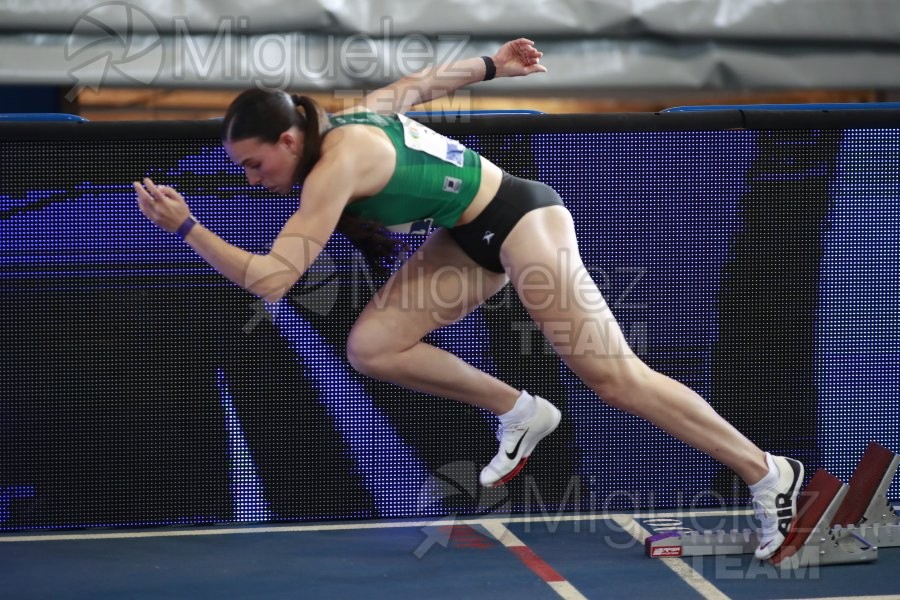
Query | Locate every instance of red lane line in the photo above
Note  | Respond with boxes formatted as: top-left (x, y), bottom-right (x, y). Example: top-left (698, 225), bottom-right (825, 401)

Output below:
top-left (508, 544), bottom-right (566, 583)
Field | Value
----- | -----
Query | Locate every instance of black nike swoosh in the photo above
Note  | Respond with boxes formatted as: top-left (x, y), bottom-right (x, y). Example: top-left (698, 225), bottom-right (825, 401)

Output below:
top-left (505, 428), bottom-right (529, 460)
top-left (787, 460), bottom-right (802, 493)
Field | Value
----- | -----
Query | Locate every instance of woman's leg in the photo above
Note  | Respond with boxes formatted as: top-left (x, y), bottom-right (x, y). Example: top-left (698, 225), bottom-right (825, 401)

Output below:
top-left (348, 228), bottom-right (563, 487)
top-left (346, 228), bottom-right (517, 415)
top-left (499, 201), bottom-right (804, 560)
top-left (499, 205), bottom-right (770, 486)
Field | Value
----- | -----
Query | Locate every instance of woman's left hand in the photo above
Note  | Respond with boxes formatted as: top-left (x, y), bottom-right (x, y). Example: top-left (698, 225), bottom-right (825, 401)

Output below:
top-left (134, 177), bottom-right (191, 233)
top-left (493, 38), bottom-right (548, 78)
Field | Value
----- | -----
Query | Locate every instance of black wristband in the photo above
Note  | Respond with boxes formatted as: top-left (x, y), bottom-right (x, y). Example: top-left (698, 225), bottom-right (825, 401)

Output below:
top-left (482, 56), bottom-right (496, 81)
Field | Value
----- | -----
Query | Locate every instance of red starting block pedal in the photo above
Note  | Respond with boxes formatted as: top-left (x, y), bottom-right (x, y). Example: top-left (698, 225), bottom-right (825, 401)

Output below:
top-left (769, 470), bottom-right (877, 568)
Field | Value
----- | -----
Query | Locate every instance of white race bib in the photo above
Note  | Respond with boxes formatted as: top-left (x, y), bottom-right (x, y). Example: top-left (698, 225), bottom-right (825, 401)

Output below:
top-left (397, 113), bottom-right (465, 167)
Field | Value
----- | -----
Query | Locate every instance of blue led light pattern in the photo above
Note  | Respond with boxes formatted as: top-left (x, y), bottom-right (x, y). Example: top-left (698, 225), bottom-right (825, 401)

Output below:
top-left (216, 368), bottom-right (273, 523)
top-left (0, 129), bottom-right (897, 531)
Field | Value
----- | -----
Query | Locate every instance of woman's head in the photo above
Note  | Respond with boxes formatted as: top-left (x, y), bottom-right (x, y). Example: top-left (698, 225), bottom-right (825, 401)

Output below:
top-left (222, 89), bottom-right (405, 275)
top-left (222, 89), bottom-right (327, 194)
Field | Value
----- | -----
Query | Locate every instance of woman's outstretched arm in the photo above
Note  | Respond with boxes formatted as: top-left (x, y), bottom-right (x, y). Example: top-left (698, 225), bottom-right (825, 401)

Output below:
top-left (352, 37), bottom-right (547, 115)
top-left (134, 149), bottom-right (352, 303)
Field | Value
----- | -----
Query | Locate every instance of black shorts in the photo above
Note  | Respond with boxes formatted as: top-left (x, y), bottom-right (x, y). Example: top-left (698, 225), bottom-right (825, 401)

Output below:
top-left (448, 172), bottom-right (565, 273)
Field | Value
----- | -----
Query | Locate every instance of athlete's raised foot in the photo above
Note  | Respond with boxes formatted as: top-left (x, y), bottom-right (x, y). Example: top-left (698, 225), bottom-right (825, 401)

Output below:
top-left (752, 454), bottom-right (805, 560)
top-left (479, 393), bottom-right (562, 488)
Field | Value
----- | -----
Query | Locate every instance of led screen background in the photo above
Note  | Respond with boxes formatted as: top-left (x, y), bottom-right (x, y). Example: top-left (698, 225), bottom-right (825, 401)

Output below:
top-left (1, 118), bottom-right (898, 530)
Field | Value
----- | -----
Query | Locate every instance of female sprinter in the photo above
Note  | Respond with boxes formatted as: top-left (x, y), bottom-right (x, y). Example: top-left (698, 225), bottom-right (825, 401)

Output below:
top-left (134, 38), bottom-right (803, 560)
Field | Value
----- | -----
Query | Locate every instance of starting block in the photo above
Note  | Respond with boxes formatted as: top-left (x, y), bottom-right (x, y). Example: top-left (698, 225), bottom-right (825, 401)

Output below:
top-left (768, 469), bottom-right (877, 568)
top-left (645, 442), bottom-right (899, 568)
top-left (830, 441), bottom-right (900, 548)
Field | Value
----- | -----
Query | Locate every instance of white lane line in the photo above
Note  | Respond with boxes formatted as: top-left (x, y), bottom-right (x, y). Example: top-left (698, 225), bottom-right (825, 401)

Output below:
top-left (0, 509), bottom-right (753, 543)
top-left (610, 514), bottom-right (730, 600)
top-left (481, 520), bottom-right (589, 600)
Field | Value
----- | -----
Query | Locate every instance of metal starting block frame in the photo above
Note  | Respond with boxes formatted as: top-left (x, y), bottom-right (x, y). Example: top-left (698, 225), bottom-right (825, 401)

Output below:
top-left (645, 442), bottom-right (899, 568)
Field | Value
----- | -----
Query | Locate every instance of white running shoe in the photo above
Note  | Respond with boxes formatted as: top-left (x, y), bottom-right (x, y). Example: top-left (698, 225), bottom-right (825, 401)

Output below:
top-left (752, 454), bottom-right (805, 560)
top-left (479, 395), bottom-right (562, 488)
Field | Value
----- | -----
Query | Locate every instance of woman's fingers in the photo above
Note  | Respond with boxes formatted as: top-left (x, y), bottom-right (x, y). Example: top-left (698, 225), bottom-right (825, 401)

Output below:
top-left (134, 181), bottom-right (154, 218)
top-left (143, 177), bottom-right (162, 200)
top-left (134, 179), bottom-right (188, 233)
top-left (133, 181), bottom-right (151, 204)
top-left (157, 184), bottom-right (179, 201)
top-left (509, 39), bottom-right (544, 69)
top-left (133, 179), bottom-right (159, 204)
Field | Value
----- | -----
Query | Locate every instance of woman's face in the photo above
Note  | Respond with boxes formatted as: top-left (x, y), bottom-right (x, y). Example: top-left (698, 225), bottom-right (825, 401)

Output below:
top-left (224, 127), bottom-right (302, 195)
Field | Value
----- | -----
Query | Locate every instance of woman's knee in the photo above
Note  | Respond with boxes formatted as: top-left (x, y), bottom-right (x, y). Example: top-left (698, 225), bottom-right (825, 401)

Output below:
top-left (346, 323), bottom-right (390, 378)
top-left (586, 359), bottom-right (653, 415)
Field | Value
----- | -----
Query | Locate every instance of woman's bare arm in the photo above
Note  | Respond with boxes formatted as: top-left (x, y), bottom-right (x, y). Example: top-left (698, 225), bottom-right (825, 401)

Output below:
top-left (348, 38), bottom-right (546, 115)
top-left (134, 148), bottom-right (353, 303)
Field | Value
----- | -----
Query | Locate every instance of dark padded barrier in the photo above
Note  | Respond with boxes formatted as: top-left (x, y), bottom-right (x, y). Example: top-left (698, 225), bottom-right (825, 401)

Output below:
top-left (2, 109), bottom-right (898, 531)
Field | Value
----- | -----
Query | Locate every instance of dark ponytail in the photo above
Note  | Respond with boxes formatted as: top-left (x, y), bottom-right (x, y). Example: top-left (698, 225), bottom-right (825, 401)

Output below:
top-left (288, 93), bottom-right (326, 183)
top-left (223, 89), bottom-right (406, 274)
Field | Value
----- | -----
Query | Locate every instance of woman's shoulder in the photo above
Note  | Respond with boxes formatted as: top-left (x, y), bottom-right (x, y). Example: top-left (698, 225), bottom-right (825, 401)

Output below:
top-left (330, 107), bottom-right (400, 126)
top-left (332, 105), bottom-right (376, 117)
top-left (332, 104), bottom-right (404, 117)
top-left (320, 116), bottom-right (384, 154)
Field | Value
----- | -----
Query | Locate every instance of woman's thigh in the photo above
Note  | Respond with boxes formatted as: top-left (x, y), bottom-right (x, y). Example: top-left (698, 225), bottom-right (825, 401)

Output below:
top-left (500, 206), bottom-right (643, 383)
top-left (349, 228), bottom-right (509, 353)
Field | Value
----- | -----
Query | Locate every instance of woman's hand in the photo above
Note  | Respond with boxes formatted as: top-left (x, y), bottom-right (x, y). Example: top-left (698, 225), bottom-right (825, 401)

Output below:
top-left (133, 177), bottom-right (192, 233)
top-left (493, 38), bottom-right (547, 78)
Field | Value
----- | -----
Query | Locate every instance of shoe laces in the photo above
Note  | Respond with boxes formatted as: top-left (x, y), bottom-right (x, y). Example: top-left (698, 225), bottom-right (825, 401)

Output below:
top-left (495, 420), bottom-right (527, 443)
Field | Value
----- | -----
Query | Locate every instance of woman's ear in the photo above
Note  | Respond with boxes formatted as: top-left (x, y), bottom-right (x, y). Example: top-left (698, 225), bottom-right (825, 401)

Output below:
top-left (280, 128), bottom-right (303, 156)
